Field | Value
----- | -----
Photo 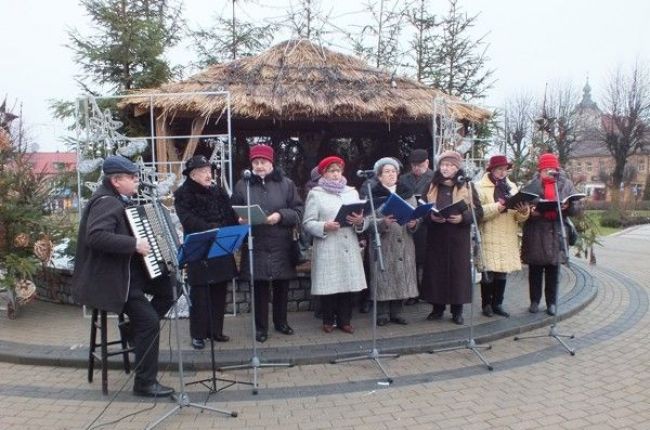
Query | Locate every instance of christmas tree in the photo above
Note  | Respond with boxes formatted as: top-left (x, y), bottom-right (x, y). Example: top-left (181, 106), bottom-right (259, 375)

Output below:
top-left (0, 100), bottom-right (68, 318)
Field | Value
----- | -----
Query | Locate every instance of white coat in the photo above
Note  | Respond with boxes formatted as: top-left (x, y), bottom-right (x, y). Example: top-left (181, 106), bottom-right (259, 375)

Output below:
top-left (302, 186), bottom-right (368, 296)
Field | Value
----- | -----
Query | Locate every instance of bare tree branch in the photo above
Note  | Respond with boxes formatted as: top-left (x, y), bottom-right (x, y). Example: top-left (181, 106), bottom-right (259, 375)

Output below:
top-left (599, 62), bottom-right (650, 207)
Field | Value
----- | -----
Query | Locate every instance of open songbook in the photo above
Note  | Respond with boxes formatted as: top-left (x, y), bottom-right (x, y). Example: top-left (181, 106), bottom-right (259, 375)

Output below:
top-left (333, 197), bottom-right (387, 227)
top-left (534, 193), bottom-right (586, 213)
top-left (378, 193), bottom-right (434, 225)
top-left (233, 205), bottom-right (267, 225)
top-left (430, 199), bottom-right (468, 218)
top-left (505, 191), bottom-right (539, 210)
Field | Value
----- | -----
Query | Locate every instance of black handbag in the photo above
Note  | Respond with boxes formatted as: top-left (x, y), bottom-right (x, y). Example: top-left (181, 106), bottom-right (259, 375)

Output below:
top-left (565, 217), bottom-right (578, 246)
top-left (290, 227), bottom-right (309, 266)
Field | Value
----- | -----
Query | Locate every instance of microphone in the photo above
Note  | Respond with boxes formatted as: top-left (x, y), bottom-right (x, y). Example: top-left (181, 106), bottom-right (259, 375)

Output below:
top-left (356, 169), bottom-right (375, 178)
top-left (242, 169), bottom-right (252, 179)
top-left (547, 170), bottom-right (560, 177)
top-left (456, 175), bottom-right (471, 183)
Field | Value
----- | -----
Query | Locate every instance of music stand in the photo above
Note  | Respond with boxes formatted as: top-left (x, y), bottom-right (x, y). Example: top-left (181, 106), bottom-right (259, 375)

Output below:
top-left (143, 189), bottom-right (237, 430)
top-left (180, 225), bottom-right (254, 399)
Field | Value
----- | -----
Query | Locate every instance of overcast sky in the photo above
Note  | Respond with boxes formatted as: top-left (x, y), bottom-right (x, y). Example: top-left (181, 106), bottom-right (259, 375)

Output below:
top-left (1, 0), bottom-right (649, 151)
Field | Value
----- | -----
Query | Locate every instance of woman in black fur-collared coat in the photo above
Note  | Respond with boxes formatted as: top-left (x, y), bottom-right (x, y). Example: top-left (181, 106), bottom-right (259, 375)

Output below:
top-left (231, 144), bottom-right (304, 343)
top-left (174, 155), bottom-right (239, 349)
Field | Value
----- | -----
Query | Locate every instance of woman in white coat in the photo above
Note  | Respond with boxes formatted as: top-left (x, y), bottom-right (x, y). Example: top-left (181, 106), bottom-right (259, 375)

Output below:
top-left (303, 156), bottom-right (367, 334)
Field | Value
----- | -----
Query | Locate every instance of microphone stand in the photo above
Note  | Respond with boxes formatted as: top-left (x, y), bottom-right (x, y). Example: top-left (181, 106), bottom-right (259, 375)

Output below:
top-left (514, 174), bottom-right (575, 355)
top-left (430, 178), bottom-right (493, 371)
top-left (143, 185), bottom-right (237, 430)
top-left (218, 172), bottom-right (292, 395)
top-left (333, 178), bottom-right (398, 384)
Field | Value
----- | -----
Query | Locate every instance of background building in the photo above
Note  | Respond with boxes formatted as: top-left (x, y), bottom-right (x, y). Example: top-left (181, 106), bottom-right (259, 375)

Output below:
top-left (567, 80), bottom-right (649, 202)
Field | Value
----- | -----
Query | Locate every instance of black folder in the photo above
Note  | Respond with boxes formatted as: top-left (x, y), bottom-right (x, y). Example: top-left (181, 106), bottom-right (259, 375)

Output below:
top-left (534, 193), bottom-right (586, 213)
top-left (505, 191), bottom-right (539, 210)
top-left (431, 200), bottom-right (468, 218)
top-left (334, 197), bottom-right (386, 226)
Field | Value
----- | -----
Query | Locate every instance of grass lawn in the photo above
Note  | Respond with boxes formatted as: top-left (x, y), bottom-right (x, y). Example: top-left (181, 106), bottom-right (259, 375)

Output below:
top-left (586, 210), bottom-right (650, 237)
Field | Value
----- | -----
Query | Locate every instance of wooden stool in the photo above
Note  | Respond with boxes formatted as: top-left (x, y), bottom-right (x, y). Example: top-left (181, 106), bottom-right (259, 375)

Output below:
top-left (87, 309), bottom-right (134, 395)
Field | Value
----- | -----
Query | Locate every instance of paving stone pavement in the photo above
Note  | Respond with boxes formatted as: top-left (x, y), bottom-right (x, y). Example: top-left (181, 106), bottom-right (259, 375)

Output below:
top-left (1, 225), bottom-right (649, 429)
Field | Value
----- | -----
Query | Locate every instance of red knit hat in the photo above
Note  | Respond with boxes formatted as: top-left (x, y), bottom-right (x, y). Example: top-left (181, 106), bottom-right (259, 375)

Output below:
top-left (249, 144), bottom-right (274, 163)
top-left (486, 154), bottom-right (512, 172)
top-left (537, 153), bottom-right (559, 171)
top-left (317, 156), bottom-right (345, 174)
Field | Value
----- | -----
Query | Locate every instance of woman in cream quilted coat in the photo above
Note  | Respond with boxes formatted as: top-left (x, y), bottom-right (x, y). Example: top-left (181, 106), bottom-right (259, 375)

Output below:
top-left (475, 155), bottom-right (530, 318)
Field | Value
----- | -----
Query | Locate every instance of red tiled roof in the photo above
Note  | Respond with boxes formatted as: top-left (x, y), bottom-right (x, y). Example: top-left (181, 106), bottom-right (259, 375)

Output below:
top-left (28, 152), bottom-right (77, 175)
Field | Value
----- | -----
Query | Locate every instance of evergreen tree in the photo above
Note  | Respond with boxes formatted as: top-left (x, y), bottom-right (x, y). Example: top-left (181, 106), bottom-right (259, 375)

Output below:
top-left (425, 0), bottom-right (493, 100)
top-left (407, 0), bottom-right (438, 83)
top-left (68, 0), bottom-right (184, 93)
top-left (282, 0), bottom-right (332, 42)
top-left (348, 0), bottom-right (411, 71)
top-left (189, 0), bottom-right (276, 67)
top-left (52, 0), bottom-right (184, 145)
top-left (0, 102), bottom-right (71, 318)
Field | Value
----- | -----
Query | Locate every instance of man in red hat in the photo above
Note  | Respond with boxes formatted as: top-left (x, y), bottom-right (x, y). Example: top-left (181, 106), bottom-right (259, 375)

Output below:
top-left (475, 154), bottom-right (530, 318)
top-left (231, 144), bottom-right (304, 342)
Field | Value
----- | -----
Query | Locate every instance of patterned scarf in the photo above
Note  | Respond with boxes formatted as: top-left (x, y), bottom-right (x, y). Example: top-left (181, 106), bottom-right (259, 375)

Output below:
top-left (318, 176), bottom-right (347, 195)
top-left (489, 173), bottom-right (511, 203)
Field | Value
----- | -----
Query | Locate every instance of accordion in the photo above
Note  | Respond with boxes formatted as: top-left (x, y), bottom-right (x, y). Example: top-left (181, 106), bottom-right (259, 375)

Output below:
top-left (125, 204), bottom-right (178, 279)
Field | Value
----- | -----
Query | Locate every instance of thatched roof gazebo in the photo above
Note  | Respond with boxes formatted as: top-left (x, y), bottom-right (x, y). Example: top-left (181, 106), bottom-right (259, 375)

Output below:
top-left (121, 39), bottom-right (491, 186)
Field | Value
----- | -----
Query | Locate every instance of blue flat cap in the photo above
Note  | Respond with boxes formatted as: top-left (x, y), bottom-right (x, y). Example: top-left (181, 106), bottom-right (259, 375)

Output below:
top-left (102, 155), bottom-right (139, 175)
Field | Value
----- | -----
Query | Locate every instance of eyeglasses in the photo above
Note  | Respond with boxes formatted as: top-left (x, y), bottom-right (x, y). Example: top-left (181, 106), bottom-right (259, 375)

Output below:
top-left (326, 168), bottom-right (342, 173)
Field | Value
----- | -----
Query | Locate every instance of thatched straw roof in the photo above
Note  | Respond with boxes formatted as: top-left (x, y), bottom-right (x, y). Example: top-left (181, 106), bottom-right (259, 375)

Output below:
top-left (121, 39), bottom-right (491, 124)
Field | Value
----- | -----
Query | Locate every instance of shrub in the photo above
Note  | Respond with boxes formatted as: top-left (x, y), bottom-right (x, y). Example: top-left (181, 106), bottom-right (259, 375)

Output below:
top-left (621, 216), bottom-right (650, 227)
top-left (599, 210), bottom-right (623, 228)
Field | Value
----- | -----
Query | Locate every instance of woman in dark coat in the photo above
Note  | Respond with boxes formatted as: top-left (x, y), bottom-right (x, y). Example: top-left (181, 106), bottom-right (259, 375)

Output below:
top-left (421, 150), bottom-right (483, 325)
top-left (174, 155), bottom-right (238, 349)
top-left (521, 153), bottom-right (582, 316)
top-left (231, 144), bottom-right (304, 343)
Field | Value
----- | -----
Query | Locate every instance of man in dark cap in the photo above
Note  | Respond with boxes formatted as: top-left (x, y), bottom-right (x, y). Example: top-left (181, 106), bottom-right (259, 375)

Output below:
top-left (399, 148), bottom-right (434, 304)
top-left (72, 155), bottom-right (175, 398)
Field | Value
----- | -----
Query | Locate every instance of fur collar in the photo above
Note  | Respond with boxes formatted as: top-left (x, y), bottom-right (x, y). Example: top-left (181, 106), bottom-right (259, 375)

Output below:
top-left (370, 180), bottom-right (414, 200)
top-left (250, 168), bottom-right (284, 185)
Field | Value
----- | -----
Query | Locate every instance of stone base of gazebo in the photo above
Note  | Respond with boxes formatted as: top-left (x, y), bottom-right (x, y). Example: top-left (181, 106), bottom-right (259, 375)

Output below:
top-left (34, 265), bottom-right (320, 313)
